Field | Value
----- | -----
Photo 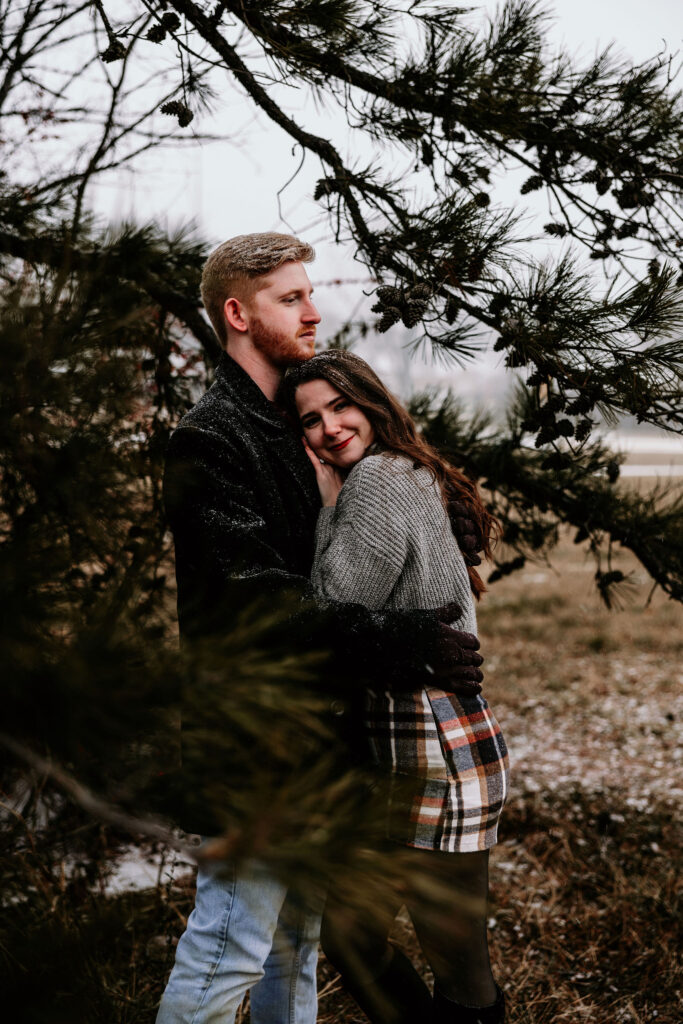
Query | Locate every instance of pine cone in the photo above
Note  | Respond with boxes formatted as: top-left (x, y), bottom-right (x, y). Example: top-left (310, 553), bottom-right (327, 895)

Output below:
top-left (401, 301), bottom-right (426, 328)
top-left (566, 393), bottom-right (595, 415)
top-left (559, 96), bottom-right (580, 115)
top-left (535, 422), bottom-right (560, 447)
top-left (161, 12), bottom-right (181, 31)
top-left (101, 40), bottom-right (126, 63)
top-left (595, 173), bottom-right (612, 196)
top-left (467, 256), bottom-right (484, 281)
top-left (160, 101), bottom-right (194, 127)
top-left (615, 221), bottom-right (639, 239)
top-left (377, 307), bottom-right (402, 333)
top-left (376, 285), bottom-right (402, 306)
top-left (574, 417), bottom-right (593, 442)
top-left (488, 293), bottom-right (511, 317)
top-left (521, 174), bottom-right (544, 194)
top-left (488, 555), bottom-right (525, 583)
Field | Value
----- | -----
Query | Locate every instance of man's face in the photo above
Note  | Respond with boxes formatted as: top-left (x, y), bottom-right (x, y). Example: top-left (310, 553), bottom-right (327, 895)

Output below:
top-left (243, 261), bottom-right (320, 367)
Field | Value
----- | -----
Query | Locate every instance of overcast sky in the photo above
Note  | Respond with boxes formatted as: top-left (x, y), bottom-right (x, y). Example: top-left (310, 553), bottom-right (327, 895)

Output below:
top-left (93, 0), bottom-right (683, 407)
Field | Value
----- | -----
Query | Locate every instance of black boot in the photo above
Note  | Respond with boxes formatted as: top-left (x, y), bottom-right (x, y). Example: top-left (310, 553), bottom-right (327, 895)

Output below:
top-left (335, 943), bottom-right (433, 1024)
top-left (432, 984), bottom-right (505, 1024)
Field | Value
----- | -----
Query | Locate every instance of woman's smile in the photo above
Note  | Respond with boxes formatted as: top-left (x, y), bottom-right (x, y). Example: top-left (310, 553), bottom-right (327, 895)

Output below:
top-left (329, 436), bottom-right (353, 451)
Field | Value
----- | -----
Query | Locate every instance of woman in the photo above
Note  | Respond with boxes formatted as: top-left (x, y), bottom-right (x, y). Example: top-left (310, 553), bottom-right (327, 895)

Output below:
top-left (281, 350), bottom-right (509, 1024)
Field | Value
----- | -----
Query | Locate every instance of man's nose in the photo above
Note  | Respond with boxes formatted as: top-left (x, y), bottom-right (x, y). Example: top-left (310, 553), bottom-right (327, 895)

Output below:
top-left (303, 299), bottom-right (321, 323)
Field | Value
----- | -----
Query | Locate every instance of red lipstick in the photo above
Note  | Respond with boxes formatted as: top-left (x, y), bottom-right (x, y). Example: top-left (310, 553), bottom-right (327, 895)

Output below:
top-left (330, 437), bottom-right (353, 451)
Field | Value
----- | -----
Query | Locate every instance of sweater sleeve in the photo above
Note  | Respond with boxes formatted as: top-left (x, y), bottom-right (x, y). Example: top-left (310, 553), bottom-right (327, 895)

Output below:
top-left (311, 456), bottom-right (409, 608)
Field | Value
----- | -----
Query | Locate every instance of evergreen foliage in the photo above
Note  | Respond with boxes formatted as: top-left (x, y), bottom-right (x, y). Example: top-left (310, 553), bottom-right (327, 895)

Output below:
top-left (123, 0), bottom-right (683, 433)
top-left (1, 0), bottom-right (681, 604)
top-left (410, 387), bottom-right (683, 603)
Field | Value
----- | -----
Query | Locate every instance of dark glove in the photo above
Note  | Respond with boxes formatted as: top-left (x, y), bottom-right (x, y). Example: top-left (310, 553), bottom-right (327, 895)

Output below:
top-left (426, 602), bottom-right (484, 696)
top-left (449, 500), bottom-right (483, 567)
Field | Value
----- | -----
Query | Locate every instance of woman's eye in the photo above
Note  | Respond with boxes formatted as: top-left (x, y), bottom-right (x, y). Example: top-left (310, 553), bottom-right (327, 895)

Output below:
top-left (334, 400), bottom-right (349, 411)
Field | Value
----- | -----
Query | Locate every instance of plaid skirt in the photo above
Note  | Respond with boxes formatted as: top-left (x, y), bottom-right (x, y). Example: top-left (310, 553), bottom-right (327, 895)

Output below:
top-left (364, 687), bottom-right (510, 853)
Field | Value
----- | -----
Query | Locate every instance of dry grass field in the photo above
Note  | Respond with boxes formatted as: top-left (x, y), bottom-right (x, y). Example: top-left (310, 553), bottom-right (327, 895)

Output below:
top-left (8, 505), bottom-right (680, 1023)
top-left (311, 523), bottom-right (683, 1024)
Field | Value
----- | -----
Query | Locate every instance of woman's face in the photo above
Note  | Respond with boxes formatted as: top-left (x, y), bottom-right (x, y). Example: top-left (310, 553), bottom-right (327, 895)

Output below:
top-left (295, 378), bottom-right (375, 469)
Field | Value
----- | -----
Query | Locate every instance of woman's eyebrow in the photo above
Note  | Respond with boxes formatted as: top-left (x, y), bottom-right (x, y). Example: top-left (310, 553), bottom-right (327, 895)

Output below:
top-left (300, 395), bottom-right (343, 420)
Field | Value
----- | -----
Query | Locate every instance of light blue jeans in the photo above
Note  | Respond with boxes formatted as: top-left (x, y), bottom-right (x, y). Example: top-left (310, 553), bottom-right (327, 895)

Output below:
top-left (156, 858), bottom-right (321, 1024)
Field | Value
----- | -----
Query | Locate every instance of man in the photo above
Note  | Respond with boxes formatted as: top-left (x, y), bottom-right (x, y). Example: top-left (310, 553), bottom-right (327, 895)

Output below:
top-left (156, 233), bottom-right (484, 1024)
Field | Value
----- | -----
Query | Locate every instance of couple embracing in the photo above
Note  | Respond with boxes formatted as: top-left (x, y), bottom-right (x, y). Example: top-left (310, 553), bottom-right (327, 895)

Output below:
top-left (157, 232), bottom-right (510, 1024)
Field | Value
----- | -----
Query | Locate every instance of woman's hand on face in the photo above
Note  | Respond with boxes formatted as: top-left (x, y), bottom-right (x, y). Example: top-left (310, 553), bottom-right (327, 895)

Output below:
top-left (302, 438), bottom-right (344, 506)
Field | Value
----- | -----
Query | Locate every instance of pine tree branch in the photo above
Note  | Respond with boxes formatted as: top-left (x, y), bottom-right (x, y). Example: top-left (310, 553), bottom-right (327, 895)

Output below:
top-left (0, 730), bottom-right (200, 857)
top-left (168, 0), bottom-right (375, 254)
top-left (161, 3), bottom-right (683, 435)
top-left (0, 227), bottom-right (222, 364)
top-left (0, 0), bottom-right (46, 112)
top-left (415, 393), bottom-right (683, 602)
top-left (176, 1), bottom-right (683, 260)
top-left (162, 2), bottom-right (512, 357)
top-left (486, 453), bottom-right (683, 603)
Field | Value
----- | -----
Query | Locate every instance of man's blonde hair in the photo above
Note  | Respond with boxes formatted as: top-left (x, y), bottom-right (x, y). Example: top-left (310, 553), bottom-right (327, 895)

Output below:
top-left (201, 232), bottom-right (315, 348)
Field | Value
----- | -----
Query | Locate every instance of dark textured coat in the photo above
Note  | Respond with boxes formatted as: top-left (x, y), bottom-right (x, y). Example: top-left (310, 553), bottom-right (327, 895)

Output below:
top-left (164, 353), bottom-right (321, 640)
top-left (163, 353), bottom-right (441, 677)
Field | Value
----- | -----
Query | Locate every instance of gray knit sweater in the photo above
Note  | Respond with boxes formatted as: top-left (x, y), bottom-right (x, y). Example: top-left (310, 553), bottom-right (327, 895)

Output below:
top-left (312, 453), bottom-right (477, 635)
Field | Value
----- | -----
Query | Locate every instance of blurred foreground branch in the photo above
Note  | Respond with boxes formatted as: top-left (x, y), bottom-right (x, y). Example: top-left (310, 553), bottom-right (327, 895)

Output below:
top-left (0, 732), bottom-right (198, 858)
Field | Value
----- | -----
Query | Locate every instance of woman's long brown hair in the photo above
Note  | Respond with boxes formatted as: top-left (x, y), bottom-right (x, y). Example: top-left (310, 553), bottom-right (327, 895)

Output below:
top-left (281, 350), bottom-right (499, 599)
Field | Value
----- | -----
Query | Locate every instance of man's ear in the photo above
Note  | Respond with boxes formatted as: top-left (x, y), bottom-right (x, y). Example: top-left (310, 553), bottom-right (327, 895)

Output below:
top-left (224, 297), bottom-right (248, 333)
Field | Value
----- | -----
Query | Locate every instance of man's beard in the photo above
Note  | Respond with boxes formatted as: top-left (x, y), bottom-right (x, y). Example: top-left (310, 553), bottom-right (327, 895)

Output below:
top-left (250, 316), bottom-right (315, 367)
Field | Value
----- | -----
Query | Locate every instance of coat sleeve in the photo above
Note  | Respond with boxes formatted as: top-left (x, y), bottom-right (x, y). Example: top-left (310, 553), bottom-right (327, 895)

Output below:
top-left (164, 423), bottom-right (312, 637)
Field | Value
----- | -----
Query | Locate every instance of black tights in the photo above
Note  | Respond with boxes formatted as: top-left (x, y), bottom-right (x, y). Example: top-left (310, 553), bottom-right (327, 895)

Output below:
top-left (321, 846), bottom-right (496, 1024)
